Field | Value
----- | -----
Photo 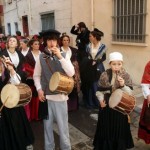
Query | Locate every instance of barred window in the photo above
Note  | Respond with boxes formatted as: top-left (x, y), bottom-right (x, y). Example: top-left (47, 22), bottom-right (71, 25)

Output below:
top-left (112, 0), bottom-right (147, 43)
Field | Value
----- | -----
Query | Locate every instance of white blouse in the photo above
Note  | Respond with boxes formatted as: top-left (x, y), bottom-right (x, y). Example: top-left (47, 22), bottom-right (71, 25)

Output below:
top-left (61, 46), bottom-right (72, 59)
top-left (31, 51), bottom-right (41, 62)
top-left (21, 48), bottom-right (29, 56)
top-left (6, 50), bottom-right (21, 84)
top-left (7, 50), bottom-right (19, 68)
top-left (90, 42), bottom-right (101, 59)
top-left (141, 83), bottom-right (150, 99)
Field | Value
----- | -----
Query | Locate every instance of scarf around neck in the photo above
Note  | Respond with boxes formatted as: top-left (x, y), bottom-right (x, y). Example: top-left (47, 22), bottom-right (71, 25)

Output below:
top-left (98, 68), bottom-right (133, 91)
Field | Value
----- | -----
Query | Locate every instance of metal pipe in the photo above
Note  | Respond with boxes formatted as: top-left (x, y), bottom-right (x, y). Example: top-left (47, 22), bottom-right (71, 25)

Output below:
top-left (28, 0), bottom-right (32, 34)
top-left (91, 0), bottom-right (94, 30)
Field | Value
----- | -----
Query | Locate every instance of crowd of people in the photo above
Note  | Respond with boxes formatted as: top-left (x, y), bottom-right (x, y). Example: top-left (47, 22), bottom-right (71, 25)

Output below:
top-left (0, 22), bottom-right (149, 150)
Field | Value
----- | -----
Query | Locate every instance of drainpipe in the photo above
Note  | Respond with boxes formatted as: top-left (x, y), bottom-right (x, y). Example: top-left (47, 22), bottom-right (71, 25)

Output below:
top-left (91, 0), bottom-right (94, 30)
top-left (15, 0), bottom-right (20, 20)
top-left (28, 0), bottom-right (32, 35)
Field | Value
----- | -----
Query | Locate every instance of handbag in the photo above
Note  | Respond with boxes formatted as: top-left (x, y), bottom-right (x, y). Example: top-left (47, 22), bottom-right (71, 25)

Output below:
top-left (143, 104), bottom-right (150, 125)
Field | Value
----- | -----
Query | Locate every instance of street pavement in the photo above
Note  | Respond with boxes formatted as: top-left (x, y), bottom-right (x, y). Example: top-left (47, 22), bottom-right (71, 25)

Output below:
top-left (31, 85), bottom-right (150, 150)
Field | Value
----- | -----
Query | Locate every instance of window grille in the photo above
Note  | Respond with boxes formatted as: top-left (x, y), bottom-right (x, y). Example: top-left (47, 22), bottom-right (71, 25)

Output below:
top-left (112, 0), bottom-right (147, 43)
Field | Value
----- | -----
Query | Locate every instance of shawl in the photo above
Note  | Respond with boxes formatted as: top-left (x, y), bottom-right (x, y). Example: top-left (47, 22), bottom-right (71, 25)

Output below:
top-left (86, 43), bottom-right (107, 61)
top-left (98, 68), bottom-right (133, 91)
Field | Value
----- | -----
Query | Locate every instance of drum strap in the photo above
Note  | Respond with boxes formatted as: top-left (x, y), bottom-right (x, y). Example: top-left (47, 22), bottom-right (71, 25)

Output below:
top-left (45, 58), bottom-right (54, 74)
top-left (43, 58), bottom-right (61, 94)
top-left (45, 58), bottom-right (68, 77)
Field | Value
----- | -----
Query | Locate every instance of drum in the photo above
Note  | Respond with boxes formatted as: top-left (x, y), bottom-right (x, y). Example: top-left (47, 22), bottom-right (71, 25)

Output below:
top-left (109, 89), bottom-right (136, 115)
top-left (1, 83), bottom-right (32, 108)
top-left (49, 72), bottom-right (74, 94)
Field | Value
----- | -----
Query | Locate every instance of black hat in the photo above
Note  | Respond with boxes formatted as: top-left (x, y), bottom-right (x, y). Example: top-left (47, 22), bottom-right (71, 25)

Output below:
top-left (39, 29), bottom-right (61, 37)
top-left (94, 28), bottom-right (104, 37)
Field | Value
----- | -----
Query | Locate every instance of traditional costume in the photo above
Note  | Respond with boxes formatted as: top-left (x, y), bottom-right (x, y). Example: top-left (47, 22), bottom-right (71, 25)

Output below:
top-left (80, 29), bottom-right (106, 108)
top-left (24, 50), bottom-right (40, 120)
top-left (93, 52), bottom-right (134, 150)
top-left (138, 61), bottom-right (150, 144)
top-left (61, 46), bottom-right (80, 111)
top-left (34, 29), bottom-right (74, 150)
top-left (0, 49), bottom-right (34, 150)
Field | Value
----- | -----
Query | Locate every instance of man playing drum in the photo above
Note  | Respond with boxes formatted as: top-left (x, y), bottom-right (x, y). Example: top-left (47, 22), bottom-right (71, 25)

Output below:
top-left (33, 29), bottom-right (75, 150)
top-left (93, 52), bottom-right (134, 150)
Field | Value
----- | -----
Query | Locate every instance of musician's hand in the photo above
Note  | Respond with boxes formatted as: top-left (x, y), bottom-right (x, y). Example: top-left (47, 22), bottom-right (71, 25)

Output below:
top-left (100, 100), bottom-right (107, 108)
top-left (51, 47), bottom-right (62, 60)
top-left (8, 65), bottom-right (16, 76)
top-left (3, 56), bottom-right (13, 67)
top-left (117, 76), bottom-right (125, 87)
top-left (38, 89), bottom-right (45, 102)
top-left (3, 56), bottom-right (15, 75)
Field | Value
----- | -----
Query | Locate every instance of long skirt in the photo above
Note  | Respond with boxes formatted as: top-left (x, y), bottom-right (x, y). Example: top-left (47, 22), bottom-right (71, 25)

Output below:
top-left (25, 79), bottom-right (40, 121)
top-left (0, 106), bottom-right (34, 150)
top-left (93, 94), bottom-right (134, 150)
top-left (138, 99), bottom-right (150, 144)
top-left (67, 88), bottom-right (79, 111)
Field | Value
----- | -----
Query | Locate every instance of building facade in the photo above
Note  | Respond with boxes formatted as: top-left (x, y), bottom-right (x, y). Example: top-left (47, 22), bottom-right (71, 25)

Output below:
top-left (0, 0), bottom-right (4, 33)
top-left (2, 0), bottom-right (150, 84)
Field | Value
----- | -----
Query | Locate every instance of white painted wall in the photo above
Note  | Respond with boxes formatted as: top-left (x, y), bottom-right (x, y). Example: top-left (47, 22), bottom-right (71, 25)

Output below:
top-left (3, 0), bottom-right (72, 36)
top-left (3, 0), bottom-right (28, 35)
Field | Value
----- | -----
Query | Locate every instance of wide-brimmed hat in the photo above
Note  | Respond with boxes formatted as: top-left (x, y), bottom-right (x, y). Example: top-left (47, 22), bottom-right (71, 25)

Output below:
top-left (39, 29), bottom-right (61, 37)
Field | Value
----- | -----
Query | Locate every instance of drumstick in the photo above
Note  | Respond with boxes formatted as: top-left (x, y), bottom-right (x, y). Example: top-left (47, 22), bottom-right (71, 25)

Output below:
top-left (0, 96), bottom-right (9, 112)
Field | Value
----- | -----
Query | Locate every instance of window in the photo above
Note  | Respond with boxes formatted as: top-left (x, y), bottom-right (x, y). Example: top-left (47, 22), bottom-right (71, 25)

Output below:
top-left (7, 23), bottom-right (11, 35)
top-left (41, 13), bottom-right (55, 31)
top-left (14, 22), bottom-right (18, 32)
top-left (112, 0), bottom-right (147, 43)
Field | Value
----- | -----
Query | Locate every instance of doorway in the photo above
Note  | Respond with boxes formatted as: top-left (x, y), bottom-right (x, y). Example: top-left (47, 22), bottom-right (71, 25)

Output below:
top-left (22, 16), bottom-right (29, 37)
